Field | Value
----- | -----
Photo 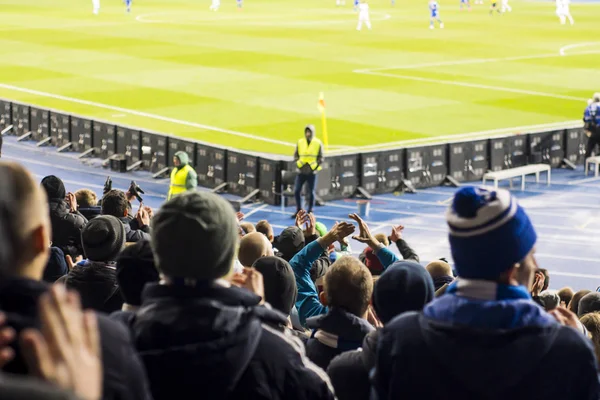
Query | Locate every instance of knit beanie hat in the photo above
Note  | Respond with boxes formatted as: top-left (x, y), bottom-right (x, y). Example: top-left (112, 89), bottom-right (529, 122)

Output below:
top-left (275, 227), bottom-right (305, 261)
top-left (315, 222), bottom-right (327, 238)
top-left (151, 191), bottom-right (239, 280)
top-left (252, 256), bottom-right (297, 316)
top-left (578, 292), bottom-right (600, 317)
top-left (116, 240), bottom-right (159, 306)
top-left (41, 175), bottom-right (66, 200)
top-left (373, 261), bottom-right (434, 324)
top-left (81, 215), bottom-right (126, 262)
top-left (447, 186), bottom-right (537, 280)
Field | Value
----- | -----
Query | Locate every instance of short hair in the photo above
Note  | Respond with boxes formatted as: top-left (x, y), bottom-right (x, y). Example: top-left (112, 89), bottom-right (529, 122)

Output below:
top-left (324, 256), bottom-right (373, 317)
top-left (101, 190), bottom-right (129, 218)
top-left (238, 232), bottom-right (270, 267)
top-left (568, 289), bottom-right (592, 314)
top-left (426, 260), bottom-right (453, 279)
top-left (0, 162), bottom-right (49, 272)
top-left (539, 268), bottom-right (550, 291)
top-left (578, 292), bottom-right (600, 317)
top-left (580, 313), bottom-right (600, 367)
top-left (593, 92), bottom-right (600, 102)
top-left (255, 220), bottom-right (273, 239)
top-left (374, 233), bottom-right (389, 247)
top-left (75, 189), bottom-right (98, 208)
top-left (539, 290), bottom-right (560, 311)
top-left (557, 287), bottom-right (574, 307)
top-left (240, 222), bottom-right (256, 235)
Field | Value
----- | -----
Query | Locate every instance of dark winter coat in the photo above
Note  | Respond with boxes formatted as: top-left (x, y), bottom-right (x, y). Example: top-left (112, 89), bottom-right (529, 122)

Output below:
top-left (65, 261), bottom-right (123, 313)
top-left (327, 330), bottom-right (379, 400)
top-left (0, 277), bottom-right (151, 400)
top-left (78, 206), bottom-right (102, 221)
top-left (119, 217), bottom-right (150, 242)
top-left (125, 282), bottom-right (334, 400)
top-left (373, 293), bottom-right (600, 400)
top-left (305, 307), bottom-right (375, 371)
top-left (0, 373), bottom-right (79, 400)
top-left (48, 199), bottom-right (87, 257)
top-left (42, 247), bottom-right (68, 283)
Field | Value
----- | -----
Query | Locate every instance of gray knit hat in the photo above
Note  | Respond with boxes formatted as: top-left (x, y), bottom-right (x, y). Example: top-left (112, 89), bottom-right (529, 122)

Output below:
top-left (151, 191), bottom-right (239, 280)
top-left (81, 215), bottom-right (126, 262)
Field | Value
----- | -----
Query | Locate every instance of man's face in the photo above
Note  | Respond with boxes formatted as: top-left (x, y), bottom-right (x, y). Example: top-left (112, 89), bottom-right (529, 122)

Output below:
top-left (305, 130), bottom-right (313, 141)
top-left (173, 157), bottom-right (181, 167)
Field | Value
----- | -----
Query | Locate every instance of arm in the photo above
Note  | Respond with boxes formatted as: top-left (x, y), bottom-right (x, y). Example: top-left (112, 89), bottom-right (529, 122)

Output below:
top-left (289, 240), bottom-right (329, 326)
top-left (186, 168), bottom-right (198, 190)
top-left (390, 225), bottom-right (419, 262)
top-left (294, 144), bottom-right (299, 161)
top-left (317, 143), bottom-right (324, 166)
top-left (374, 245), bottom-right (400, 270)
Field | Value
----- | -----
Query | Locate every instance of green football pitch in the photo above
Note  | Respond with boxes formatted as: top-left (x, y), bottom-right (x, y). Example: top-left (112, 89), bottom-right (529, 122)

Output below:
top-left (0, 0), bottom-right (599, 155)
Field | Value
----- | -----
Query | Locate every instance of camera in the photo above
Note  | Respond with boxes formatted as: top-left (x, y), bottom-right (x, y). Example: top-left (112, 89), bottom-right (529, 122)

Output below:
top-left (128, 180), bottom-right (145, 203)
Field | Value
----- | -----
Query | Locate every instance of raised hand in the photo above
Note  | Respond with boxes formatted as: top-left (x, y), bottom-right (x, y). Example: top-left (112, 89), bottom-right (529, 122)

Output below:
top-left (390, 225), bottom-right (405, 242)
top-left (349, 213), bottom-right (379, 249)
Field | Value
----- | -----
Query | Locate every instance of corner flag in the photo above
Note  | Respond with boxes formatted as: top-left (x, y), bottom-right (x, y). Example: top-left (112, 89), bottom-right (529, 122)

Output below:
top-left (318, 92), bottom-right (329, 151)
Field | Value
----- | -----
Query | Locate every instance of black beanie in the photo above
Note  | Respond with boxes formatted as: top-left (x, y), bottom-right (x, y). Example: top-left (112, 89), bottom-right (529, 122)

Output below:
top-left (151, 191), bottom-right (239, 280)
top-left (116, 240), bottom-right (159, 306)
top-left (373, 261), bottom-right (435, 324)
top-left (578, 292), bottom-right (600, 317)
top-left (81, 215), bottom-right (126, 262)
top-left (41, 175), bottom-right (66, 200)
top-left (253, 256), bottom-right (297, 316)
top-left (275, 227), bottom-right (305, 261)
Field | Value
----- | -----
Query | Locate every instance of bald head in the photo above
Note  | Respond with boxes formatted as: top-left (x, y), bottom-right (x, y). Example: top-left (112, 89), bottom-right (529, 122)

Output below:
top-left (426, 260), bottom-right (453, 279)
top-left (0, 162), bottom-right (50, 278)
top-left (238, 232), bottom-right (273, 267)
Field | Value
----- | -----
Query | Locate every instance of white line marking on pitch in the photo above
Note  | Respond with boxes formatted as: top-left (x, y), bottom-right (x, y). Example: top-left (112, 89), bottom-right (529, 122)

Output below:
top-left (328, 120), bottom-right (580, 154)
top-left (0, 83), bottom-right (296, 148)
top-left (559, 42), bottom-right (600, 56)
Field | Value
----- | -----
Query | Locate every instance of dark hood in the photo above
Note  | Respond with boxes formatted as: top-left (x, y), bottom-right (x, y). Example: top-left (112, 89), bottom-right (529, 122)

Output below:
top-left (306, 308), bottom-right (374, 347)
top-left (48, 199), bottom-right (71, 216)
top-left (418, 308), bottom-right (562, 394)
top-left (66, 262), bottom-right (122, 313)
top-left (41, 175), bottom-right (66, 200)
top-left (252, 256), bottom-right (297, 316)
top-left (132, 283), bottom-right (287, 399)
top-left (361, 329), bottom-right (380, 371)
top-left (174, 151), bottom-right (189, 168)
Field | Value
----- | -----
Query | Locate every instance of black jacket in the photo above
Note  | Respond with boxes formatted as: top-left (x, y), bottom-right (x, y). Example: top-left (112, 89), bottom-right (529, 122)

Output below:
top-left (0, 373), bottom-right (78, 400)
top-left (305, 308), bottom-right (375, 371)
top-left (0, 277), bottom-right (151, 400)
top-left (42, 247), bottom-right (68, 283)
top-left (48, 200), bottom-right (87, 257)
top-left (126, 282), bottom-right (334, 400)
top-left (78, 206), bottom-right (102, 221)
top-left (373, 311), bottom-right (600, 400)
top-left (65, 261), bottom-right (123, 313)
top-left (120, 217), bottom-right (150, 242)
top-left (327, 330), bottom-right (379, 400)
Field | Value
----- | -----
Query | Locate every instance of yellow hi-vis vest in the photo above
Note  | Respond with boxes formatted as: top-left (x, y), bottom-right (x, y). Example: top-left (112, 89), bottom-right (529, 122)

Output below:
top-left (296, 138), bottom-right (323, 171)
top-left (168, 165), bottom-right (194, 200)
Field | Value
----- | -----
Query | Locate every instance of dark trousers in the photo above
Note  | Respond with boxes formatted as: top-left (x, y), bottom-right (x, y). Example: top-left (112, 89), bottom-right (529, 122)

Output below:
top-left (586, 133), bottom-right (600, 158)
top-left (294, 173), bottom-right (317, 212)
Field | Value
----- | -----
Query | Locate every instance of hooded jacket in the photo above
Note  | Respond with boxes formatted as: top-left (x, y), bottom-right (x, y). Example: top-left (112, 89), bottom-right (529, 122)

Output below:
top-left (119, 217), bottom-right (150, 243)
top-left (47, 199), bottom-right (87, 257)
top-left (0, 277), bottom-right (151, 400)
top-left (126, 282), bottom-right (334, 400)
top-left (373, 281), bottom-right (600, 400)
top-left (305, 307), bottom-right (375, 371)
top-left (174, 151), bottom-right (198, 190)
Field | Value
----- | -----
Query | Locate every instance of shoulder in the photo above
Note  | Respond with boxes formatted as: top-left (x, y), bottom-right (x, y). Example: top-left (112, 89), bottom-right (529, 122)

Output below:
top-left (256, 322), bottom-right (335, 396)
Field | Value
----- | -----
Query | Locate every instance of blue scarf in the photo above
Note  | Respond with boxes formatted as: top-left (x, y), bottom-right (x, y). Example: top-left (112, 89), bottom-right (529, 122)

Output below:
top-left (424, 278), bottom-right (556, 330)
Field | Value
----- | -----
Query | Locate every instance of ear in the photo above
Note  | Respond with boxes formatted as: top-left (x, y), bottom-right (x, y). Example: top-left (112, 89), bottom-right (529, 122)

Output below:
top-left (31, 224), bottom-right (49, 255)
top-left (124, 208), bottom-right (129, 217)
top-left (319, 291), bottom-right (328, 306)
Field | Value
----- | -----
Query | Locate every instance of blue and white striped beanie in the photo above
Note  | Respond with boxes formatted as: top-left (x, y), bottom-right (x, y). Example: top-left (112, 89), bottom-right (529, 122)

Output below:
top-left (446, 186), bottom-right (537, 280)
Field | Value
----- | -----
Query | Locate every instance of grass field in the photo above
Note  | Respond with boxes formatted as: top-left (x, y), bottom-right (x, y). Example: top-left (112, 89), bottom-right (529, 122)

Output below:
top-left (0, 0), bottom-right (599, 155)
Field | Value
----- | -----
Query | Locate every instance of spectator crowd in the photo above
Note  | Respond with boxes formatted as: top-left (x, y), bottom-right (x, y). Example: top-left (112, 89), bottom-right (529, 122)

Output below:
top-left (0, 159), bottom-right (599, 399)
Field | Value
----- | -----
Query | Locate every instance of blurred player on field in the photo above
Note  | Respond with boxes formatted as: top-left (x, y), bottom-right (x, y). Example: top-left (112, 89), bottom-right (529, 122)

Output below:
top-left (429, 0), bottom-right (444, 29)
top-left (501, 0), bottom-right (512, 12)
top-left (356, 0), bottom-right (371, 30)
top-left (354, 0), bottom-right (359, 11)
top-left (210, 0), bottom-right (220, 11)
top-left (124, 0), bottom-right (131, 12)
top-left (336, 0), bottom-right (346, 6)
top-left (489, 0), bottom-right (501, 15)
top-left (460, 0), bottom-right (471, 11)
top-left (556, 0), bottom-right (574, 24)
top-left (92, 0), bottom-right (100, 14)
top-left (237, 0), bottom-right (243, 9)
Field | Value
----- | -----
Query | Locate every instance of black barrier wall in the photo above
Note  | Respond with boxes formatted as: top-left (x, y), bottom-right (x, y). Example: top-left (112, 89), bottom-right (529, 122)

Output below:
top-left (0, 99), bottom-right (586, 205)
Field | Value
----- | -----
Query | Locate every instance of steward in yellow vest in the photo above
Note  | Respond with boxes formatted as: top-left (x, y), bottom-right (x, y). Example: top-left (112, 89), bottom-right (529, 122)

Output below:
top-left (168, 151), bottom-right (198, 200)
top-left (293, 125), bottom-right (324, 216)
